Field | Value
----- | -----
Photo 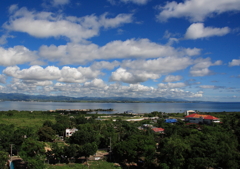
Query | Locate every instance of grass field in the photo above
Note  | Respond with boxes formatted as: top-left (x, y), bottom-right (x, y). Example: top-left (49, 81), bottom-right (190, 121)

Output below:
top-left (46, 161), bottom-right (122, 169)
top-left (0, 111), bottom-right (56, 130)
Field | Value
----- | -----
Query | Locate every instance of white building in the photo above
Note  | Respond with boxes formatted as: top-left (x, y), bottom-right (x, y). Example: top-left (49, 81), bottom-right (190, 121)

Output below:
top-left (65, 128), bottom-right (78, 137)
top-left (185, 110), bottom-right (196, 116)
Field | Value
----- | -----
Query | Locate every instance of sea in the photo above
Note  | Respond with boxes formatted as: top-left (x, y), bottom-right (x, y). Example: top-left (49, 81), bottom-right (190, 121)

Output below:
top-left (0, 101), bottom-right (240, 113)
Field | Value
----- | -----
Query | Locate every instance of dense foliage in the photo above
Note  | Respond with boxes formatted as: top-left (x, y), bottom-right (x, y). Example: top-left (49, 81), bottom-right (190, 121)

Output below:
top-left (0, 110), bottom-right (240, 169)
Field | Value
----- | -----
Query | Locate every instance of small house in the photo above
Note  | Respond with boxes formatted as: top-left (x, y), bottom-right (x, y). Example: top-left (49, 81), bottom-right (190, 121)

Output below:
top-left (152, 127), bottom-right (165, 134)
top-left (65, 128), bottom-right (78, 137)
top-left (165, 119), bottom-right (177, 123)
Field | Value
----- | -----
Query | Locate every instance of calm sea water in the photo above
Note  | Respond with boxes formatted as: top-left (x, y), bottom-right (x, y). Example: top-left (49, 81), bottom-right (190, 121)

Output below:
top-left (0, 101), bottom-right (240, 113)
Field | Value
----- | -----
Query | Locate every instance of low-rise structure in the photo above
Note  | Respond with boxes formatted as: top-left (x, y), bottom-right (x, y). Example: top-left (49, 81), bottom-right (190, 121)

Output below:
top-left (65, 128), bottom-right (78, 137)
top-left (165, 119), bottom-right (177, 123)
top-left (152, 127), bottom-right (165, 134)
top-left (185, 110), bottom-right (196, 116)
top-left (185, 113), bottom-right (220, 124)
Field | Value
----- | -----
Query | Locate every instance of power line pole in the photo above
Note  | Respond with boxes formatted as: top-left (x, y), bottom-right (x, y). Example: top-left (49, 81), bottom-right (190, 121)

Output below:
top-left (109, 137), bottom-right (112, 161)
top-left (10, 144), bottom-right (14, 161)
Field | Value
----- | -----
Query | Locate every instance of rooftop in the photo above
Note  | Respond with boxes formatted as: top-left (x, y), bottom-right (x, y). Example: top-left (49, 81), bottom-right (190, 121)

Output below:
top-left (185, 113), bottom-right (219, 120)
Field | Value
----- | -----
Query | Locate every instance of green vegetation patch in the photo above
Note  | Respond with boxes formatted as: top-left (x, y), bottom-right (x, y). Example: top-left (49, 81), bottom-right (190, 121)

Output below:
top-left (46, 161), bottom-right (121, 169)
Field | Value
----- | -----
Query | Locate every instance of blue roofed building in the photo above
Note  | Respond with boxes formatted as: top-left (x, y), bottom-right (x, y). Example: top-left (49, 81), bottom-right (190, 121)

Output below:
top-left (165, 119), bottom-right (177, 123)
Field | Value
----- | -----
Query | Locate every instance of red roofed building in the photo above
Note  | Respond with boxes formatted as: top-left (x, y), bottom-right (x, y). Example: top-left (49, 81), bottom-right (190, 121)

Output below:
top-left (185, 113), bottom-right (220, 124)
top-left (152, 127), bottom-right (165, 134)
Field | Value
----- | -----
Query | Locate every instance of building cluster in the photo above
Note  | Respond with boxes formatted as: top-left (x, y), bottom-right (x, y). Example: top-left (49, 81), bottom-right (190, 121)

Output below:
top-left (184, 110), bottom-right (220, 124)
top-left (64, 110), bottom-right (221, 138)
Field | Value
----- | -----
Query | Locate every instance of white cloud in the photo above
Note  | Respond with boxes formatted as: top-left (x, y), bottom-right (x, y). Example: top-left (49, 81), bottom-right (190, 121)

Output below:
top-left (185, 23), bottom-right (230, 39)
top-left (199, 85), bottom-right (215, 89)
top-left (23, 80), bottom-right (53, 86)
top-left (3, 66), bottom-right (61, 80)
top-left (229, 59), bottom-right (240, 66)
top-left (1, 77), bottom-right (203, 99)
top-left (156, 88), bottom-right (202, 98)
top-left (121, 56), bottom-right (193, 75)
top-left (120, 0), bottom-right (150, 5)
top-left (8, 4), bottom-right (18, 14)
top-left (108, 0), bottom-right (150, 5)
top-left (110, 68), bottom-right (159, 84)
top-left (83, 78), bottom-right (106, 88)
top-left (91, 61), bottom-right (120, 70)
top-left (51, 0), bottom-right (70, 6)
top-left (0, 35), bottom-right (9, 45)
top-left (157, 0), bottom-right (240, 22)
top-left (39, 39), bottom-right (201, 64)
top-left (0, 46), bottom-right (38, 66)
top-left (190, 58), bottom-right (222, 76)
top-left (4, 7), bottom-right (133, 42)
top-left (199, 85), bottom-right (223, 89)
top-left (0, 75), bottom-right (7, 83)
top-left (163, 75), bottom-right (182, 82)
top-left (3, 65), bottom-right (101, 83)
top-left (100, 13), bottom-right (133, 29)
top-left (158, 82), bottom-right (186, 89)
top-left (110, 56), bottom-right (194, 84)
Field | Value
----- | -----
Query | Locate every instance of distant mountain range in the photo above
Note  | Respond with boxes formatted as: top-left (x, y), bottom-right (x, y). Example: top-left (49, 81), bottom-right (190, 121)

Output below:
top-left (0, 93), bottom-right (190, 102)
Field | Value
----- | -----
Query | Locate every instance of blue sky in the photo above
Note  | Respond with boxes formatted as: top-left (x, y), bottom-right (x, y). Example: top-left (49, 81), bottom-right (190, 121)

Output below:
top-left (0, 0), bottom-right (240, 101)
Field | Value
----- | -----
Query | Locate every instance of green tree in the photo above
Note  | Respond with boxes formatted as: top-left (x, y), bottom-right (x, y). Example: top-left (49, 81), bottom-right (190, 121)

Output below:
top-left (79, 142), bottom-right (98, 163)
top-left (63, 144), bottom-right (77, 164)
top-left (158, 134), bottom-right (191, 169)
top-left (113, 134), bottom-right (156, 164)
top-left (42, 120), bottom-right (54, 127)
top-left (50, 143), bottom-right (64, 164)
top-left (20, 138), bottom-right (45, 169)
top-left (37, 126), bottom-right (56, 142)
top-left (0, 124), bottom-right (15, 150)
top-left (0, 151), bottom-right (8, 169)
top-left (69, 125), bottom-right (99, 145)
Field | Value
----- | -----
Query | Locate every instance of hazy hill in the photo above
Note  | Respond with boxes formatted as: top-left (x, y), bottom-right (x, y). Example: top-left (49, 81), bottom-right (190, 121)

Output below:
top-left (0, 93), bottom-right (187, 102)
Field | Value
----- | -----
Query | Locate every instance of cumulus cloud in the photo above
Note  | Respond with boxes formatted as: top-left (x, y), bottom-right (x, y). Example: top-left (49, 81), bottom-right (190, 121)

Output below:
top-left (162, 75), bottom-right (182, 82)
top-left (121, 56), bottom-right (193, 75)
top-left (199, 85), bottom-right (224, 89)
top-left (229, 59), bottom-right (240, 66)
top-left (91, 61), bottom-right (120, 70)
top-left (0, 35), bottom-right (8, 45)
top-left (110, 56), bottom-right (195, 84)
top-left (110, 68), bottom-right (159, 84)
top-left (1, 76), bottom-right (203, 99)
top-left (110, 57), bottom-right (194, 84)
top-left (185, 23), bottom-right (230, 39)
top-left (0, 75), bottom-right (7, 83)
top-left (39, 39), bottom-right (200, 64)
top-left (3, 66), bottom-right (61, 80)
top-left (83, 78), bottom-right (106, 88)
top-left (0, 46), bottom-right (38, 66)
top-left (120, 0), bottom-right (150, 5)
top-left (156, 88), bottom-right (203, 98)
top-left (108, 0), bottom-right (150, 5)
top-left (158, 82), bottom-right (186, 89)
top-left (4, 7), bottom-right (133, 42)
top-left (51, 0), bottom-right (70, 6)
top-left (3, 65), bottom-right (101, 83)
top-left (23, 80), bottom-right (53, 86)
top-left (190, 58), bottom-right (222, 76)
top-left (157, 0), bottom-right (240, 22)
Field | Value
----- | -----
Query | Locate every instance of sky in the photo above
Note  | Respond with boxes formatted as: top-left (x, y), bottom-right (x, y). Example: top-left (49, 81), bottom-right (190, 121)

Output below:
top-left (0, 0), bottom-right (240, 102)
